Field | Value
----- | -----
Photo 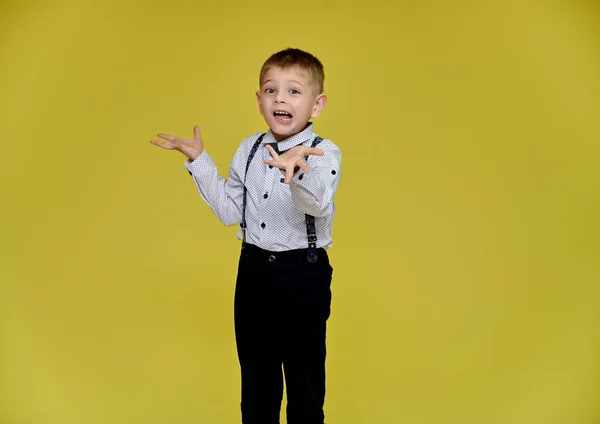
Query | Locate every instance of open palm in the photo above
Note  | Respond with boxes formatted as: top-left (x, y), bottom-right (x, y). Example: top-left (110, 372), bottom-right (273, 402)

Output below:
top-left (150, 125), bottom-right (204, 161)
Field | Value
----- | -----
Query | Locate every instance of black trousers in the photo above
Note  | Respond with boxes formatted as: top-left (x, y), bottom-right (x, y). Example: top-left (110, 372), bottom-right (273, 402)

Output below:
top-left (234, 242), bottom-right (333, 424)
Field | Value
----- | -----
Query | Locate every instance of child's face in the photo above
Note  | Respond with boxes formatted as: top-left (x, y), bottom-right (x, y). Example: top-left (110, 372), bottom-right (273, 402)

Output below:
top-left (256, 67), bottom-right (326, 141)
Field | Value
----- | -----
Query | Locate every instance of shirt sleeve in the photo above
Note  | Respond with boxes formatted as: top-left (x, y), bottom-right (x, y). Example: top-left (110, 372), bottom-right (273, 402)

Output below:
top-left (288, 139), bottom-right (342, 217)
top-left (183, 142), bottom-right (247, 227)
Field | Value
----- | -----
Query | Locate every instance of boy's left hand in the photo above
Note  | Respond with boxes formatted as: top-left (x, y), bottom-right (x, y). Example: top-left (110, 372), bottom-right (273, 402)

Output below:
top-left (264, 145), bottom-right (324, 184)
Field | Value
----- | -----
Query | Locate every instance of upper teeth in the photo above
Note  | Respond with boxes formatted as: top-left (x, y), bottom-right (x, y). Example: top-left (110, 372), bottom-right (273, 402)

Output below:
top-left (275, 111), bottom-right (290, 116)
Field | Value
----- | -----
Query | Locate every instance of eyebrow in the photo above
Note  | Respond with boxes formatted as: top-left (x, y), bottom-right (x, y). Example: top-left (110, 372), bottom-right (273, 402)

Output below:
top-left (262, 79), bottom-right (306, 87)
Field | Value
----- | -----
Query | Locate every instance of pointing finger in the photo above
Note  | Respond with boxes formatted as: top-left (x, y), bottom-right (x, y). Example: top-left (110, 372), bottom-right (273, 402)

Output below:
top-left (193, 125), bottom-right (201, 141)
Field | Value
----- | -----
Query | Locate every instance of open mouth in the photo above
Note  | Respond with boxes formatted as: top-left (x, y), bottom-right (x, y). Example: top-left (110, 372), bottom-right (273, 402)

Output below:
top-left (273, 110), bottom-right (293, 122)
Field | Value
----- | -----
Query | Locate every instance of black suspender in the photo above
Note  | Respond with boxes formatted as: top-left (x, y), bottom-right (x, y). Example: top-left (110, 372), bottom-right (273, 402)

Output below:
top-left (240, 133), bottom-right (265, 243)
top-left (240, 134), bottom-right (324, 263)
top-left (305, 136), bottom-right (323, 263)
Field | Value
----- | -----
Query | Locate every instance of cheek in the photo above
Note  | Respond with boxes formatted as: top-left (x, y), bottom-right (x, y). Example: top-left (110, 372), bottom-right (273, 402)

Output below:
top-left (303, 103), bottom-right (316, 117)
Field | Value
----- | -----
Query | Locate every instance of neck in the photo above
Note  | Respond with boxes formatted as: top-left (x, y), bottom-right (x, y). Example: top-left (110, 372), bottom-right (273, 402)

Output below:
top-left (273, 122), bottom-right (311, 142)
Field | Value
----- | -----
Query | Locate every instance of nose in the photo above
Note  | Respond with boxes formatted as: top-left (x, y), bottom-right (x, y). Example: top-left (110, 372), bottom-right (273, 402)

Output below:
top-left (275, 92), bottom-right (285, 103)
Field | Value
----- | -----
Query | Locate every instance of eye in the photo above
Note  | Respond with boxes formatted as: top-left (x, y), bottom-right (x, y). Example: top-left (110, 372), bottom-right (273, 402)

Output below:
top-left (290, 89), bottom-right (300, 94)
top-left (265, 88), bottom-right (275, 94)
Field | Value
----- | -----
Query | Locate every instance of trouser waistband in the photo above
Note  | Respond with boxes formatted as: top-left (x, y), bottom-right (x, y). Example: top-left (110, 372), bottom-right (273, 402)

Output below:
top-left (241, 242), bottom-right (328, 265)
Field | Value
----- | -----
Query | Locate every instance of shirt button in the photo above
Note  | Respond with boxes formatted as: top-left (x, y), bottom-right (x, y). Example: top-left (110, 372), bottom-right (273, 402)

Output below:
top-left (280, 177), bottom-right (284, 183)
top-left (298, 174), bottom-right (303, 180)
top-left (269, 165), bottom-right (273, 169)
top-left (263, 193), bottom-right (268, 199)
top-left (332, 170), bottom-right (337, 175)
top-left (261, 222), bottom-right (266, 229)
top-left (268, 255), bottom-right (276, 262)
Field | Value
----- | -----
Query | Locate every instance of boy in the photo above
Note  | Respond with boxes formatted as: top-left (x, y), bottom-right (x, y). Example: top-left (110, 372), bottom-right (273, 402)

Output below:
top-left (151, 48), bottom-right (342, 424)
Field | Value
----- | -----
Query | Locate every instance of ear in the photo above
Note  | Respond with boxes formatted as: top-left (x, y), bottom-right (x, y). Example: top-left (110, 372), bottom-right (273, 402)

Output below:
top-left (311, 93), bottom-right (327, 119)
top-left (256, 91), bottom-right (264, 116)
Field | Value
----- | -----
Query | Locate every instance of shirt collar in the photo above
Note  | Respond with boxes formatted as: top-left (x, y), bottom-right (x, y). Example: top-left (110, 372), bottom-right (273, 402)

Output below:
top-left (262, 122), bottom-right (315, 151)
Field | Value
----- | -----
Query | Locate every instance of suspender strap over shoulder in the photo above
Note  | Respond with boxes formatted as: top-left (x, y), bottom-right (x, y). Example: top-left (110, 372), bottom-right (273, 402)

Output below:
top-left (240, 133), bottom-right (265, 243)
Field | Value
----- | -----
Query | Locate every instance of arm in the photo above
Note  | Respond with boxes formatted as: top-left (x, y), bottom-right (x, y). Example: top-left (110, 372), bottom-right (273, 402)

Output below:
top-left (183, 145), bottom-right (245, 226)
top-left (150, 125), bottom-right (246, 226)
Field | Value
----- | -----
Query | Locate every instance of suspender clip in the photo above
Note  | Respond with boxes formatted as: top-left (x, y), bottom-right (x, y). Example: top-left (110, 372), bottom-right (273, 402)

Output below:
top-left (307, 249), bottom-right (318, 264)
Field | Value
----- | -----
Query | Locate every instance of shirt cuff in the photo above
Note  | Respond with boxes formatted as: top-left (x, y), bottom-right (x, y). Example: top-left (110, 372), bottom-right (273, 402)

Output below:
top-left (184, 150), bottom-right (213, 176)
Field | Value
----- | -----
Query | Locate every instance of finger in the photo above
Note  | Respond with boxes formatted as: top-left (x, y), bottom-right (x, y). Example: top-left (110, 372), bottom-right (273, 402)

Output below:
top-left (265, 144), bottom-right (280, 160)
top-left (157, 133), bottom-right (177, 142)
top-left (298, 158), bottom-right (310, 173)
top-left (264, 159), bottom-right (282, 168)
top-left (150, 140), bottom-right (174, 149)
top-left (193, 125), bottom-right (201, 141)
top-left (304, 147), bottom-right (324, 156)
top-left (284, 166), bottom-right (294, 184)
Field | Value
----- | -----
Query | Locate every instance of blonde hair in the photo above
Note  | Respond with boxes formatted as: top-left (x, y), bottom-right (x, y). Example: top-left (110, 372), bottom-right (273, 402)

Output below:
top-left (259, 48), bottom-right (325, 94)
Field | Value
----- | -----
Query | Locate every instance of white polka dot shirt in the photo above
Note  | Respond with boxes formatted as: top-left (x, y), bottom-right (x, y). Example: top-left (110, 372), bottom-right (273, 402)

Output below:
top-left (183, 123), bottom-right (342, 252)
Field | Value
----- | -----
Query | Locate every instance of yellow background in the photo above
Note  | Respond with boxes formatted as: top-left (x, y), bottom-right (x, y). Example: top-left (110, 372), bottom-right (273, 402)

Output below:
top-left (1, 0), bottom-right (599, 423)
